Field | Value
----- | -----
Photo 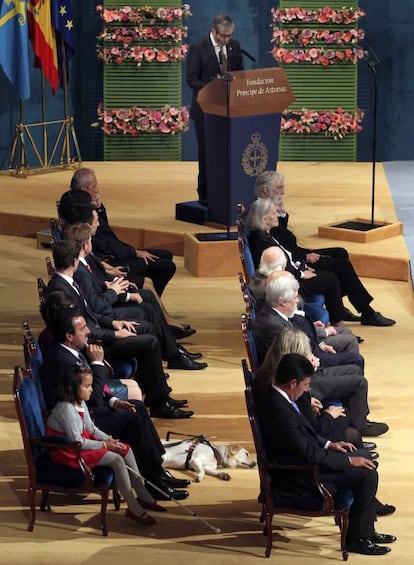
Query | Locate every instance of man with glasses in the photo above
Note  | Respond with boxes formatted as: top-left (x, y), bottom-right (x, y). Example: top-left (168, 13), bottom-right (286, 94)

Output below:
top-left (186, 15), bottom-right (244, 206)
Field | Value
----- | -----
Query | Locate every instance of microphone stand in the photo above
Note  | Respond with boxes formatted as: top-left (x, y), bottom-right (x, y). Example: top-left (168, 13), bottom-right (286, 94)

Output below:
top-left (222, 72), bottom-right (234, 239)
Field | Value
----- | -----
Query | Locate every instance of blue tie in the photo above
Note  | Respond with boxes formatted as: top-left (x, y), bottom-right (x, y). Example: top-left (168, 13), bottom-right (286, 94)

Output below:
top-left (291, 400), bottom-right (301, 414)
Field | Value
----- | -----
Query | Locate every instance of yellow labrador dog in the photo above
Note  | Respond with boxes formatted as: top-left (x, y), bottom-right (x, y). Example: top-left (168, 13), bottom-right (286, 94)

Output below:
top-left (162, 436), bottom-right (256, 482)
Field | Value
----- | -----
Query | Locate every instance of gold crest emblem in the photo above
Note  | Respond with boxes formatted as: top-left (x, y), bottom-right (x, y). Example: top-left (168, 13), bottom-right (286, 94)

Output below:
top-left (241, 132), bottom-right (269, 177)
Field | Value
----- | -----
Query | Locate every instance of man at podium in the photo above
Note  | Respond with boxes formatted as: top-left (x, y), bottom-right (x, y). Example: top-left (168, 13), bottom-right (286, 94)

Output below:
top-left (186, 14), bottom-right (244, 207)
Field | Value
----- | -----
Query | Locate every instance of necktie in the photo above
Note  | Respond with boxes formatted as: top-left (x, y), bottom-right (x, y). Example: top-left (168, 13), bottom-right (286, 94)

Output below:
top-left (78, 351), bottom-right (91, 371)
top-left (85, 263), bottom-right (93, 274)
top-left (219, 47), bottom-right (227, 72)
top-left (291, 400), bottom-right (301, 414)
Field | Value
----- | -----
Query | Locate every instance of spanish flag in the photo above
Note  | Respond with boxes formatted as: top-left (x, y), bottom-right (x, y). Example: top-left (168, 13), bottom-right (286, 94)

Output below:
top-left (27, 0), bottom-right (59, 92)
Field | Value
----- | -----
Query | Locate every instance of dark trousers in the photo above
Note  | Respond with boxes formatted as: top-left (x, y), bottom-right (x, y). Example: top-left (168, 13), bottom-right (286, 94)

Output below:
top-left (121, 248), bottom-right (176, 296)
top-left (92, 401), bottom-right (165, 481)
top-left (312, 365), bottom-right (369, 431)
top-left (314, 255), bottom-right (373, 313)
top-left (113, 290), bottom-right (179, 360)
top-left (326, 464), bottom-right (378, 543)
top-left (105, 333), bottom-right (170, 407)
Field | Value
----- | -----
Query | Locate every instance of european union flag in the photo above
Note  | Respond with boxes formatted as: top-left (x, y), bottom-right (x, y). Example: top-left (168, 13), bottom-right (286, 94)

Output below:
top-left (0, 0), bottom-right (31, 100)
top-left (51, 0), bottom-right (74, 84)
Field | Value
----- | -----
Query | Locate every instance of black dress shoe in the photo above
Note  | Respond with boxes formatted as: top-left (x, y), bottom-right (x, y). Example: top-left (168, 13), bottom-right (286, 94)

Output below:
top-left (361, 421), bottom-right (389, 437)
top-left (343, 308), bottom-right (361, 322)
top-left (178, 345), bottom-right (203, 360)
top-left (162, 470), bottom-right (191, 488)
top-left (168, 324), bottom-right (197, 340)
top-left (361, 311), bottom-right (396, 326)
top-left (167, 352), bottom-right (207, 370)
top-left (369, 532), bottom-right (397, 544)
top-left (356, 335), bottom-right (364, 343)
top-left (145, 480), bottom-right (189, 501)
top-left (376, 500), bottom-right (396, 516)
top-left (369, 451), bottom-right (379, 460)
top-left (150, 401), bottom-right (194, 419)
top-left (168, 397), bottom-right (189, 407)
top-left (363, 441), bottom-right (377, 450)
top-left (347, 538), bottom-right (391, 555)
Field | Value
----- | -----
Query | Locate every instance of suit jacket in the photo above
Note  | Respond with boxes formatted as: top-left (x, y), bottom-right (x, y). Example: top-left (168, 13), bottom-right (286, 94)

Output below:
top-left (47, 273), bottom-right (116, 345)
top-left (253, 304), bottom-right (291, 364)
top-left (186, 35), bottom-right (243, 115)
top-left (40, 342), bottom-right (109, 411)
top-left (254, 384), bottom-right (351, 497)
top-left (93, 203), bottom-right (136, 262)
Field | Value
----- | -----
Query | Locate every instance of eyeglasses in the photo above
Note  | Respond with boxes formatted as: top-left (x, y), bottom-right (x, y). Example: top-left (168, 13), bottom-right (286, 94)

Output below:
top-left (215, 30), bottom-right (233, 39)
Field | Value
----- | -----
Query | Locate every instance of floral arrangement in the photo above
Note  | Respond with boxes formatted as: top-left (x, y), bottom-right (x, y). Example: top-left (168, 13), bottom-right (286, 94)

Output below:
top-left (272, 27), bottom-right (364, 46)
top-left (97, 25), bottom-right (187, 47)
top-left (97, 44), bottom-right (188, 65)
top-left (281, 107), bottom-right (364, 140)
top-left (273, 46), bottom-right (364, 65)
top-left (96, 4), bottom-right (192, 24)
top-left (92, 103), bottom-right (190, 135)
top-left (271, 6), bottom-right (365, 24)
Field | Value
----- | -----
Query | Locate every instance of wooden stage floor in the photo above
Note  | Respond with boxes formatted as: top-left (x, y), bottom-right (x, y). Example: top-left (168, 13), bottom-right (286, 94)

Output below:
top-left (0, 161), bottom-right (410, 281)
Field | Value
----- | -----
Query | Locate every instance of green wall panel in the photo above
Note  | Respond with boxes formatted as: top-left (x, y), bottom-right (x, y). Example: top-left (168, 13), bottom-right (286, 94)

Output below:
top-left (102, 1), bottom-right (184, 160)
top-left (277, 1), bottom-right (361, 161)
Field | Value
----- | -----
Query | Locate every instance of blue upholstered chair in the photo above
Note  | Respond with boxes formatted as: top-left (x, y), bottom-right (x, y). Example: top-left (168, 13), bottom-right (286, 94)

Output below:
top-left (242, 359), bottom-right (353, 560)
top-left (13, 366), bottom-right (119, 536)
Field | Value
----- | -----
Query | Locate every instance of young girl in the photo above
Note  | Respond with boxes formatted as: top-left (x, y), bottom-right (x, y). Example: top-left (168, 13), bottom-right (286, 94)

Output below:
top-left (47, 367), bottom-right (166, 526)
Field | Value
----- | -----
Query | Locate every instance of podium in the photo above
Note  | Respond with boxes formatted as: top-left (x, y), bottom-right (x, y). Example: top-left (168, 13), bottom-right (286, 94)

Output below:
top-left (197, 67), bottom-right (294, 226)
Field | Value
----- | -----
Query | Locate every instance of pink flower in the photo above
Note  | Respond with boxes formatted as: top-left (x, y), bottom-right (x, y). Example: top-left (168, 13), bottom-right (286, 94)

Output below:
top-left (143, 48), bottom-right (156, 61)
top-left (156, 51), bottom-right (169, 62)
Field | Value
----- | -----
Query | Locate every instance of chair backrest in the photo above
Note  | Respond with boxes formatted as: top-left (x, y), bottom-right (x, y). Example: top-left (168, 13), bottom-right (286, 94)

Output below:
top-left (22, 321), bottom-right (46, 412)
top-left (45, 257), bottom-right (55, 280)
top-left (37, 278), bottom-right (47, 306)
top-left (237, 202), bottom-right (256, 281)
top-left (14, 366), bottom-right (46, 465)
top-left (241, 314), bottom-right (259, 373)
top-left (241, 358), bottom-right (255, 390)
top-left (238, 272), bottom-right (257, 319)
top-left (50, 218), bottom-right (63, 244)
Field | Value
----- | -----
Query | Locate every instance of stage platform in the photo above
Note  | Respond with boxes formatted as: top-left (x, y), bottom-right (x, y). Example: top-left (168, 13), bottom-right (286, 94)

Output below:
top-left (0, 161), bottom-right (410, 281)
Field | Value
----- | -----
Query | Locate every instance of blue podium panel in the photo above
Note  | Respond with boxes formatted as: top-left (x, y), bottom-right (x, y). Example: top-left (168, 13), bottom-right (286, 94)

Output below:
top-left (205, 113), bottom-right (281, 225)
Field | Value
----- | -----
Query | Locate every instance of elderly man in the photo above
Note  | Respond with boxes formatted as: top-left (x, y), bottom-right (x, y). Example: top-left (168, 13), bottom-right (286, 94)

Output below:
top-left (186, 14), bottom-right (244, 205)
top-left (70, 167), bottom-right (175, 297)
top-left (253, 273), bottom-right (388, 437)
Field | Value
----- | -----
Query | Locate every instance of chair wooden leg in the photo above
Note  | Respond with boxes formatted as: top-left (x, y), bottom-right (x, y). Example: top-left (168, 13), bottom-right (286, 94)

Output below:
top-left (27, 486), bottom-right (36, 532)
top-left (113, 486), bottom-right (121, 511)
top-left (264, 512), bottom-right (273, 558)
top-left (100, 487), bottom-right (110, 537)
top-left (339, 510), bottom-right (350, 561)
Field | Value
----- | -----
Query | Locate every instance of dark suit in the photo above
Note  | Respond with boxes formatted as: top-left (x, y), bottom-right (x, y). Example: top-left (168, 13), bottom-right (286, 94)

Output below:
top-left (186, 35), bottom-right (243, 201)
top-left (253, 306), bottom-right (369, 430)
top-left (248, 229), bottom-right (349, 323)
top-left (270, 225), bottom-right (374, 313)
top-left (40, 342), bottom-right (165, 481)
top-left (46, 273), bottom-right (171, 407)
top-left (76, 259), bottom-right (179, 361)
top-left (93, 203), bottom-right (176, 296)
top-left (254, 385), bottom-right (378, 543)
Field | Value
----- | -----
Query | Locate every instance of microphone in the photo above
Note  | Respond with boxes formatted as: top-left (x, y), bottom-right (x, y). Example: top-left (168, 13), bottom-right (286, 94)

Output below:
top-left (241, 48), bottom-right (256, 62)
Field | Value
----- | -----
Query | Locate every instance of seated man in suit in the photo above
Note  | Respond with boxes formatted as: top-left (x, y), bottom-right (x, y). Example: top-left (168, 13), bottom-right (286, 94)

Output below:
top-left (46, 239), bottom-right (193, 419)
top-left (59, 186), bottom-right (195, 340)
top-left (63, 221), bottom-right (207, 372)
top-left (254, 353), bottom-right (396, 556)
top-left (253, 272), bottom-right (388, 437)
top-left (69, 167), bottom-right (175, 297)
top-left (250, 250), bottom-right (361, 354)
top-left (253, 171), bottom-right (395, 327)
top-left (40, 302), bottom-right (190, 501)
